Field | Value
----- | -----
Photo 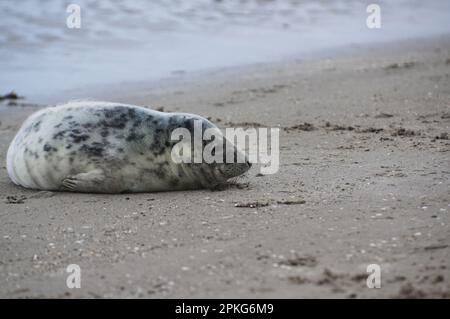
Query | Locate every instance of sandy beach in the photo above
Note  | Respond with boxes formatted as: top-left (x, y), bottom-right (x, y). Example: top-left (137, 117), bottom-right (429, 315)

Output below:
top-left (0, 36), bottom-right (449, 298)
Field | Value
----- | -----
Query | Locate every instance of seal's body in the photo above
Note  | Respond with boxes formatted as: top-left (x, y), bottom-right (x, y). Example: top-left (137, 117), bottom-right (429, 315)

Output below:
top-left (6, 101), bottom-right (250, 193)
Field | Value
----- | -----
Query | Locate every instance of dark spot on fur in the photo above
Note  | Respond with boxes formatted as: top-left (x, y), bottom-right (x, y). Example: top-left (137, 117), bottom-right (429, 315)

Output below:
top-left (68, 120), bottom-right (79, 127)
top-left (150, 138), bottom-right (166, 155)
top-left (43, 143), bottom-right (57, 152)
top-left (82, 122), bottom-right (95, 129)
top-left (79, 143), bottom-right (105, 157)
top-left (104, 109), bottom-right (115, 118)
top-left (32, 120), bottom-right (41, 132)
top-left (69, 133), bottom-right (90, 143)
top-left (100, 129), bottom-right (109, 137)
top-left (132, 119), bottom-right (142, 128)
top-left (53, 130), bottom-right (67, 140)
top-left (127, 109), bottom-right (136, 118)
top-left (99, 116), bottom-right (127, 130)
top-left (183, 119), bottom-right (194, 132)
top-left (126, 132), bottom-right (145, 142)
top-left (63, 115), bottom-right (74, 120)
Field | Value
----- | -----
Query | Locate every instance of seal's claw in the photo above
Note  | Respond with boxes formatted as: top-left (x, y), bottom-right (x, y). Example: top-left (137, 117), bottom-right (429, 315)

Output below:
top-left (61, 178), bottom-right (76, 190)
top-left (61, 169), bottom-right (106, 193)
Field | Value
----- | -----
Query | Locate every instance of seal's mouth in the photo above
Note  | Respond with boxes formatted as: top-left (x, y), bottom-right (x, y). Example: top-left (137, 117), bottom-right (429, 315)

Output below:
top-left (218, 160), bottom-right (252, 179)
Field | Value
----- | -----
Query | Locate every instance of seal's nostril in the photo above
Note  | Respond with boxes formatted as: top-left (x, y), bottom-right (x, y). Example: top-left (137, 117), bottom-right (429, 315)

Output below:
top-left (247, 161), bottom-right (252, 168)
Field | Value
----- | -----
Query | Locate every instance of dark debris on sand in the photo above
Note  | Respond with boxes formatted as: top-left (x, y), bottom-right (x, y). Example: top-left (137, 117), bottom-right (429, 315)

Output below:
top-left (391, 127), bottom-right (419, 137)
top-left (384, 61), bottom-right (416, 70)
top-left (0, 91), bottom-right (23, 101)
top-left (234, 201), bottom-right (270, 208)
top-left (374, 112), bottom-right (394, 118)
top-left (279, 255), bottom-right (317, 267)
top-left (224, 121), bottom-right (266, 128)
top-left (5, 195), bottom-right (27, 204)
top-left (284, 122), bottom-right (316, 132)
top-left (234, 198), bottom-right (305, 208)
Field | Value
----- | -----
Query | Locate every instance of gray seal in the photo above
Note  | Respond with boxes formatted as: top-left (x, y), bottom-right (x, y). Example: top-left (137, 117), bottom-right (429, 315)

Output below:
top-left (6, 101), bottom-right (251, 193)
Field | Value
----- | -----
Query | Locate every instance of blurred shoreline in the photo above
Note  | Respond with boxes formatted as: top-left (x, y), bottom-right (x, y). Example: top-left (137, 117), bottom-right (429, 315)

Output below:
top-left (2, 34), bottom-right (448, 106)
top-left (1, 0), bottom-right (450, 102)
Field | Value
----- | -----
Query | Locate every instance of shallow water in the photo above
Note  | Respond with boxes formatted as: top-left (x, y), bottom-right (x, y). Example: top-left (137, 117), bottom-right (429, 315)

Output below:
top-left (0, 0), bottom-right (449, 101)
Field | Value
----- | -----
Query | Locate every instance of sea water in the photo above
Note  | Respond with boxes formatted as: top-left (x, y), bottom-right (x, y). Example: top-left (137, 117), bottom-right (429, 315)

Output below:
top-left (0, 0), bottom-right (449, 101)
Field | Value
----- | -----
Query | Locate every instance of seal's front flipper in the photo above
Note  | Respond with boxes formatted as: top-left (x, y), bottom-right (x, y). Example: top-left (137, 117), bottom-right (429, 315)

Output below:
top-left (61, 169), bottom-right (108, 193)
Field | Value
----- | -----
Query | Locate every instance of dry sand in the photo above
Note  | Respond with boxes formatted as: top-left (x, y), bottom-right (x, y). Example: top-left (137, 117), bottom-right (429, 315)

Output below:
top-left (0, 37), bottom-right (449, 298)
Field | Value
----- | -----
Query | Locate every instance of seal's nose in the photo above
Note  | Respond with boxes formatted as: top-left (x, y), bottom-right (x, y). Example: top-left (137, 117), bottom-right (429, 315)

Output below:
top-left (246, 160), bottom-right (252, 168)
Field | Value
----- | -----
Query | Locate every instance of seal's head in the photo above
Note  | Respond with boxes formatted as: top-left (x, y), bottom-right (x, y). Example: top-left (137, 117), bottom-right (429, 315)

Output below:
top-left (188, 145), bottom-right (252, 188)
top-left (204, 140), bottom-right (252, 183)
top-left (169, 114), bottom-right (251, 188)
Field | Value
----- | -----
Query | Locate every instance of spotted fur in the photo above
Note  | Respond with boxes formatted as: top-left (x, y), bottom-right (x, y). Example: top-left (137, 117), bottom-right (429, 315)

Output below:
top-left (6, 101), bottom-right (250, 193)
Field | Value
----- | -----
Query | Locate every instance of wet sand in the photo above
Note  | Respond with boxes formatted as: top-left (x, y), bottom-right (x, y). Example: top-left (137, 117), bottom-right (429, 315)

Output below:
top-left (0, 37), bottom-right (449, 298)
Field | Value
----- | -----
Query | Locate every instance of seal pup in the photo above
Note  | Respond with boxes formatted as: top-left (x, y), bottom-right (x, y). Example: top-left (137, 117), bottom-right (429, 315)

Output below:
top-left (6, 101), bottom-right (251, 193)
